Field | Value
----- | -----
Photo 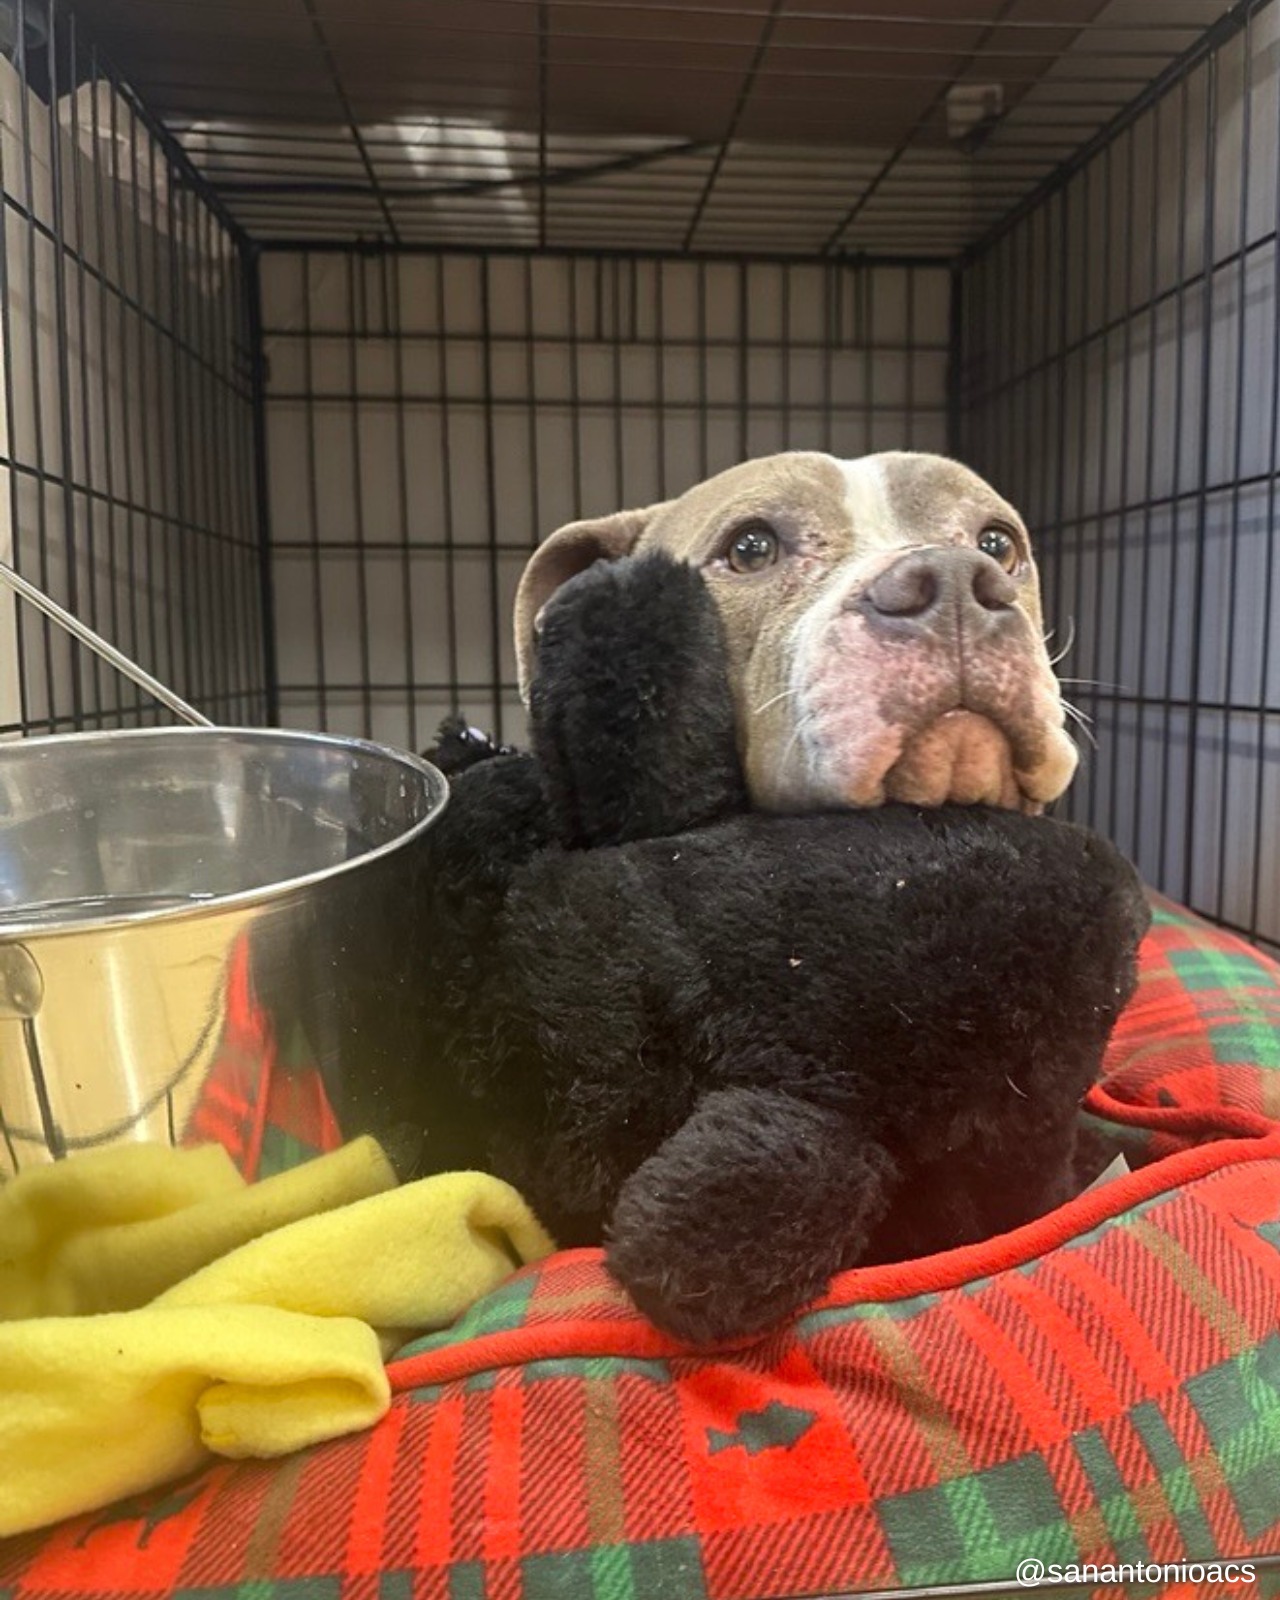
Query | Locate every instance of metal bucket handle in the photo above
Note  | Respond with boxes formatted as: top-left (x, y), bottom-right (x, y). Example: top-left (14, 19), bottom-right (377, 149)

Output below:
top-left (0, 562), bottom-right (216, 1155)
top-left (0, 558), bottom-right (212, 728)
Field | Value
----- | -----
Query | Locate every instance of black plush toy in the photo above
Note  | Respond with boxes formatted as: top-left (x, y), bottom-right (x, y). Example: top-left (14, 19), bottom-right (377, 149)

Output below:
top-left (391, 554), bottom-right (1149, 1345)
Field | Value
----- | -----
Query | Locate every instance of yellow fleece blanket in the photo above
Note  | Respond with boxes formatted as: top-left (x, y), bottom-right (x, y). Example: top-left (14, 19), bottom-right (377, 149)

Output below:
top-left (0, 1139), bottom-right (554, 1538)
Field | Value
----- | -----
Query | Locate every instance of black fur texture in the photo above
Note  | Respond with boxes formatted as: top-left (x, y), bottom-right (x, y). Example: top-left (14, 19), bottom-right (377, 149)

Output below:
top-left (424, 717), bottom-right (520, 777)
top-left (392, 553), bottom-right (1150, 1346)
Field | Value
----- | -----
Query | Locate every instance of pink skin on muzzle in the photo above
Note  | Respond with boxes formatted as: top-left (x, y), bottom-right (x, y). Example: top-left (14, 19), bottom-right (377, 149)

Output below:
top-left (787, 561), bottom-right (1078, 813)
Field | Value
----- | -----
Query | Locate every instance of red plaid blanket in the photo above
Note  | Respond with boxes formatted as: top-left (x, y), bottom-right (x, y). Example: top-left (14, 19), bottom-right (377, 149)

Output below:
top-left (4, 897), bottom-right (1280, 1598)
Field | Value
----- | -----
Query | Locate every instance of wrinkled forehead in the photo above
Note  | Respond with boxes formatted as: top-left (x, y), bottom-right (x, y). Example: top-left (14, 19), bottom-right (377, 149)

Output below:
top-left (868, 452), bottom-right (1025, 547)
top-left (640, 450), bottom-right (1024, 558)
top-left (642, 452), bottom-right (844, 553)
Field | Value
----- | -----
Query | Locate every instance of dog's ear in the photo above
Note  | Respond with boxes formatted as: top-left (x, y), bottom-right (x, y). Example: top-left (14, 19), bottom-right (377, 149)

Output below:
top-left (514, 504), bottom-right (668, 701)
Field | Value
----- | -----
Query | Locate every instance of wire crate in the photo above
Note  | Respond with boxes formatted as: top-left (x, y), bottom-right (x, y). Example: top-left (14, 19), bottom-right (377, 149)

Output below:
top-left (0, 0), bottom-right (1273, 958)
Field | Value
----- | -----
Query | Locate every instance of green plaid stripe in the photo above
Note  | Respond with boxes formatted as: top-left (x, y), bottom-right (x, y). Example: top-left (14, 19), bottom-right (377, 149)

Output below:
top-left (452, 1356), bottom-right (670, 1395)
top-left (1192, 981), bottom-right (1280, 1074)
top-left (1185, 1335), bottom-right (1280, 1539)
top-left (1071, 1428), bottom-right (1151, 1564)
top-left (1172, 945), bottom-right (1280, 996)
top-left (1207, 1018), bottom-right (1280, 1072)
top-left (1098, 897), bottom-right (1280, 1157)
top-left (870, 1330), bottom-right (1280, 1590)
top-left (522, 1537), bottom-right (707, 1600)
top-left (798, 1290), bottom-right (943, 1335)
top-left (877, 1453), bottom-right (1078, 1587)
top-left (426, 1544), bottom-right (710, 1600)
top-left (448, 1564), bottom-right (486, 1599)
top-left (1078, 1107), bottom-right (1156, 1160)
top-left (395, 1272), bottom-right (540, 1363)
top-left (1129, 1403), bottom-right (1218, 1554)
top-left (527, 1357), bottom-right (668, 1383)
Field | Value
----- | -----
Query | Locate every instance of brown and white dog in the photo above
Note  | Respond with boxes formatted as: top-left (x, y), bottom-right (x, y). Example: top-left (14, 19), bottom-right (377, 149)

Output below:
top-left (515, 450), bottom-right (1076, 815)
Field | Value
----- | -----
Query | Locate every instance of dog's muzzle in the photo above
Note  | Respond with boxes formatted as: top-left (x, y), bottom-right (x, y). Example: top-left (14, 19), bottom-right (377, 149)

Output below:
top-left (784, 546), bottom-right (1078, 813)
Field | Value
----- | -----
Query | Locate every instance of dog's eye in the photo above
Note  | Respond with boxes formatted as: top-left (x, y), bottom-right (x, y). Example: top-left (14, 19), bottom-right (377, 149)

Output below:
top-left (726, 521), bottom-right (780, 574)
top-left (978, 525), bottom-right (1020, 573)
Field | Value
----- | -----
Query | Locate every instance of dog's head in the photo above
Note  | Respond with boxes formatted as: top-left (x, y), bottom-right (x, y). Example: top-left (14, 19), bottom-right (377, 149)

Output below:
top-left (515, 450), bottom-right (1077, 813)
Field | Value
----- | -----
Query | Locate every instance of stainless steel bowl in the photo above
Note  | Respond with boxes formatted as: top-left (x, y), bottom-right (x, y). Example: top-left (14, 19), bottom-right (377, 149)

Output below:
top-left (0, 727), bottom-right (447, 1174)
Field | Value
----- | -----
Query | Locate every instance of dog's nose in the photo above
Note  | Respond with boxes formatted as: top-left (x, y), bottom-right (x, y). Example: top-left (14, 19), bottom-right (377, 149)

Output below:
top-left (856, 547), bottom-right (1018, 635)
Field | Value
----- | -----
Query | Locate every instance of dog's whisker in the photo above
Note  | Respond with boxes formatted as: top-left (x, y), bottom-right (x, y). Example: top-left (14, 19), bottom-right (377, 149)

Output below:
top-left (1048, 617), bottom-right (1077, 668)
top-left (1061, 699), bottom-right (1099, 751)
top-left (752, 685), bottom-right (802, 718)
top-left (777, 716), bottom-right (813, 773)
top-left (1061, 697), bottom-right (1094, 727)
top-left (1061, 706), bottom-right (1094, 735)
top-left (775, 711), bottom-right (818, 788)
